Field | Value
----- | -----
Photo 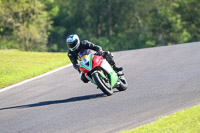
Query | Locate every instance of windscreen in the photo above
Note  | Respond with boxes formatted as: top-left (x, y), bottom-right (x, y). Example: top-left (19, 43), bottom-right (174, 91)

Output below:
top-left (78, 49), bottom-right (92, 59)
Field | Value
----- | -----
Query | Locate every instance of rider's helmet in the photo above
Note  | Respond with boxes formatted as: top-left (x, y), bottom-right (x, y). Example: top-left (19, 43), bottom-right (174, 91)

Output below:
top-left (66, 34), bottom-right (80, 51)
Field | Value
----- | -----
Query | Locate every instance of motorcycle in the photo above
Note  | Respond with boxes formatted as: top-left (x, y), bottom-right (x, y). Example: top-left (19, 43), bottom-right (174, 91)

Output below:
top-left (78, 49), bottom-right (128, 96)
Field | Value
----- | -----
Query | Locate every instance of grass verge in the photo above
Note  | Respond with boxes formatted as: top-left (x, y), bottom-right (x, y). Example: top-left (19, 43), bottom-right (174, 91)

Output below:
top-left (0, 49), bottom-right (70, 89)
top-left (121, 104), bottom-right (200, 133)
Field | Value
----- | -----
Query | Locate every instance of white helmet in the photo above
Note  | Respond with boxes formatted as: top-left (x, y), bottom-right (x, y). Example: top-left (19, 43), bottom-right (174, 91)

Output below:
top-left (66, 34), bottom-right (80, 51)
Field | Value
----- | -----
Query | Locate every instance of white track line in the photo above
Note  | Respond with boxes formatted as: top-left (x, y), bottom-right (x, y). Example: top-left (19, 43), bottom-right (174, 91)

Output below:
top-left (0, 64), bottom-right (72, 93)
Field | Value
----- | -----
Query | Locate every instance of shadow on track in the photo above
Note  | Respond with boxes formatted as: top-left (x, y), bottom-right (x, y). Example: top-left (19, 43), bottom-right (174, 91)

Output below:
top-left (0, 93), bottom-right (105, 111)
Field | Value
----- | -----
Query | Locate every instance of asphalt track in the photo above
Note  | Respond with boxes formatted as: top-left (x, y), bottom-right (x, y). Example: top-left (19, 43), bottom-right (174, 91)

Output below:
top-left (0, 42), bottom-right (200, 133)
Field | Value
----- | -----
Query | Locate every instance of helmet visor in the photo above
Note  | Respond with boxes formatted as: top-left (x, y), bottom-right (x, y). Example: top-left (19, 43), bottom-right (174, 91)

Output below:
top-left (67, 39), bottom-right (78, 49)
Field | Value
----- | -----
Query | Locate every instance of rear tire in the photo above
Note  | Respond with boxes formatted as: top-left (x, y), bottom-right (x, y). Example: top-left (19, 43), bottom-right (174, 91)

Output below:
top-left (116, 75), bottom-right (128, 91)
top-left (93, 72), bottom-right (113, 96)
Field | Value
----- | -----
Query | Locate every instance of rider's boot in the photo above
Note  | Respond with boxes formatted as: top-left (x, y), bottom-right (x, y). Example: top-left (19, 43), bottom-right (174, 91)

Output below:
top-left (103, 51), bottom-right (123, 72)
top-left (113, 64), bottom-right (123, 72)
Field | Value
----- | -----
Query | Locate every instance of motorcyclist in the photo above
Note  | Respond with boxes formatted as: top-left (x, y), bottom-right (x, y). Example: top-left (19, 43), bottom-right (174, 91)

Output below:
top-left (66, 34), bottom-right (123, 83)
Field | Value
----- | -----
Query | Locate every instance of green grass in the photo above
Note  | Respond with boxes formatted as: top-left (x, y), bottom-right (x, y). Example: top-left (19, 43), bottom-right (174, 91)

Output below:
top-left (121, 105), bottom-right (200, 133)
top-left (0, 49), bottom-right (70, 89)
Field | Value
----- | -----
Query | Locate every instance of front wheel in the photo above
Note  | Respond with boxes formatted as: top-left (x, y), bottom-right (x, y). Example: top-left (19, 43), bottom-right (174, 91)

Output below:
top-left (93, 72), bottom-right (113, 96)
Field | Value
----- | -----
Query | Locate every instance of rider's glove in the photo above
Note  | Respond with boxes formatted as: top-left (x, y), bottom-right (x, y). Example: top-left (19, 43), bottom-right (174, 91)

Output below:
top-left (97, 51), bottom-right (104, 56)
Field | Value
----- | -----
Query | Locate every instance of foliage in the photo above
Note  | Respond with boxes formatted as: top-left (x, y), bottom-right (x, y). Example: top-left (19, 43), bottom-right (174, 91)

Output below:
top-left (121, 104), bottom-right (200, 133)
top-left (0, 0), bottom-right (51, 51)
top-left (0, 0), bottom-right (200, 52)
top-left (0, 49), bottom-right (70, 89)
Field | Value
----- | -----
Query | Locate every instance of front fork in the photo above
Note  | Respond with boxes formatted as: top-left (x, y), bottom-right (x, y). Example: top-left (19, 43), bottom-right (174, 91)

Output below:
top-left (91, 70), bottom-right (108, 82)
top-left (84, 71), bottom-right (108, 85)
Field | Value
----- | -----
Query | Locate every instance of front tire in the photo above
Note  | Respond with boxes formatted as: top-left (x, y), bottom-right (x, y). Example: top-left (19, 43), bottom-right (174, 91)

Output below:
top-left (93, 72), bottom-right (113, 96)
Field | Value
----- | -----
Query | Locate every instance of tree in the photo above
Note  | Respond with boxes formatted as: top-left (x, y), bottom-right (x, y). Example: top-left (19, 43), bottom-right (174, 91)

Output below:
top-left (1, 0), bottom-right (200, 52)
top-left (0, 0), bottom-right (51, 51)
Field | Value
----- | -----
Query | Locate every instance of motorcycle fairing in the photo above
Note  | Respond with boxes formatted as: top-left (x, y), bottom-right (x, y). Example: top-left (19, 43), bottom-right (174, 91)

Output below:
top-left (80, 54), bottom-right (93, 73)
top-left (79, 53), bottom-right (118, 88)
top-left (100, 59), bottom-right (118, 88)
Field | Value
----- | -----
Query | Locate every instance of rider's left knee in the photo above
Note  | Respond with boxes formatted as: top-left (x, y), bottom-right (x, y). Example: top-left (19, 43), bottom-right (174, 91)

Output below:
top-left (81, 74), bottom-right (89, 83)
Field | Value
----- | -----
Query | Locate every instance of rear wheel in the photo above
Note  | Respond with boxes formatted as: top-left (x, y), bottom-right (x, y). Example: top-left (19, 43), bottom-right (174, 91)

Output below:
top-left (116, 75), bottom-right (128, 91)
top-left (93, 72), bottom-right (113, 96)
